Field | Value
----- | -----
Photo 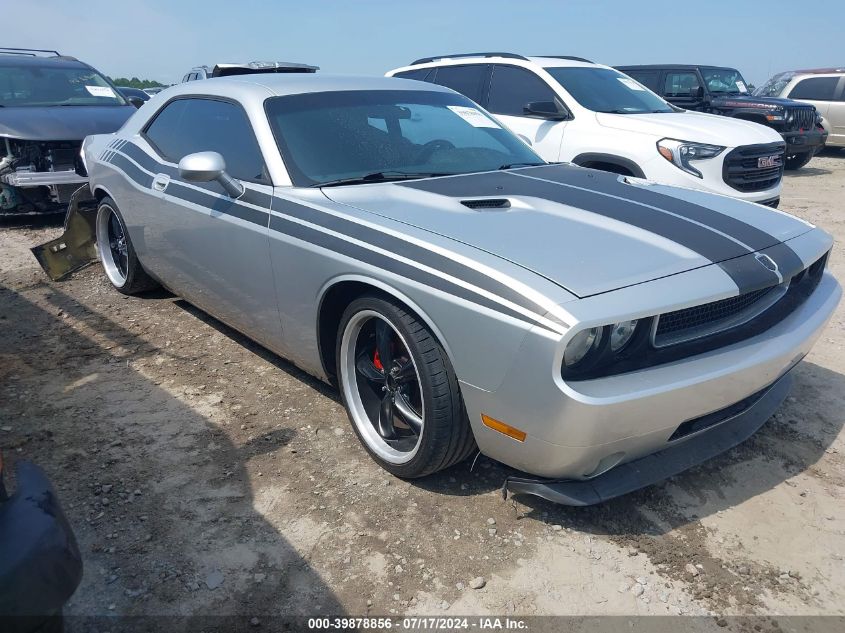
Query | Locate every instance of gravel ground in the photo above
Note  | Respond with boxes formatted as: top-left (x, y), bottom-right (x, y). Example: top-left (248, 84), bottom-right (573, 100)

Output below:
top-left (1, 150), bottom-right (844, 626)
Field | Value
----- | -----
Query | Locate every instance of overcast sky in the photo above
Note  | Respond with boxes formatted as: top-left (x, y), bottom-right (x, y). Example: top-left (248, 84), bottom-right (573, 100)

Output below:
top-left (9, 0), bottom-right (845, 86)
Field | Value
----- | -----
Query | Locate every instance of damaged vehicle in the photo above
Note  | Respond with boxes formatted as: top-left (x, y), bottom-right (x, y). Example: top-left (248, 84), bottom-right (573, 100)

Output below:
top-left (36, 75), bottom-right (841, 505)
top-left (0, 48), bottom-right (136, 217)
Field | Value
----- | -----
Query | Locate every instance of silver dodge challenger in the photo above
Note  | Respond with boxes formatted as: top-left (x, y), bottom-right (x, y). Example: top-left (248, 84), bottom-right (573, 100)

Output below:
top-left (69, 74), bottom-right (840, 505)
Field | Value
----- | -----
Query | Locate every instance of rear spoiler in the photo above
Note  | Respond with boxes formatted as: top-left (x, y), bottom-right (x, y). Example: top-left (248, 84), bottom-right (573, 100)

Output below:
top-left (211, 61), bottom-right (318, 77)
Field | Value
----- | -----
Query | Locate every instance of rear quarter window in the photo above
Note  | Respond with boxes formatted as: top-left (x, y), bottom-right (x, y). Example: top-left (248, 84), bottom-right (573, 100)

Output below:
top-left (788, 76), bottom-right (839, 101)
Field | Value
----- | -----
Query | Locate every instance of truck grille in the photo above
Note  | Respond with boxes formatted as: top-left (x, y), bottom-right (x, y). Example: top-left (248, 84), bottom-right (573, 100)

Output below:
top-left (722, 142), bottom-right (785, 192)
top-left (785, 106), bottom-right (816, 132)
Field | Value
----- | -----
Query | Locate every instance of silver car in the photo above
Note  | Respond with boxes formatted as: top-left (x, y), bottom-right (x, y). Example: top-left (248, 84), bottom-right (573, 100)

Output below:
top-left (77, 75), bottom-right (840, 505)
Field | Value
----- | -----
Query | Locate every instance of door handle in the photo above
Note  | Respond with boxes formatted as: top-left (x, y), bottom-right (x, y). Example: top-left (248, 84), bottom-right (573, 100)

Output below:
top-left (152, 173), bottom-right (170, 192)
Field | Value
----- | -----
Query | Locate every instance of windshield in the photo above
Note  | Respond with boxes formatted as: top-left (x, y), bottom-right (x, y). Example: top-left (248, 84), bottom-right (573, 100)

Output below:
top-left (543, 67), bottom-right (674, 114)
top-left (0, 63), bottom-right (127, 107)
top-left (753, 72), bottom-right (794, 97)
top-left (265, 90), bottom-right (544, 187)
top-left (701, 68), bottom-right (749, 95)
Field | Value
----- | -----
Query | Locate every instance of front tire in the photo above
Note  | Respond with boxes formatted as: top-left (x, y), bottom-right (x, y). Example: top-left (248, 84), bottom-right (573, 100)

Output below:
top-left (336, 295), bottom-right (476, 478)
top-left (784, 152), bottom-right (812, 170)
top-left (95, 197), bottom-right (157, 295)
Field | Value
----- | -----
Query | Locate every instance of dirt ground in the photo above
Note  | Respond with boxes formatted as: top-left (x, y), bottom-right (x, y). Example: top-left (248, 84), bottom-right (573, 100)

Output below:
top-left (2, 151), bottom-right (844, 627)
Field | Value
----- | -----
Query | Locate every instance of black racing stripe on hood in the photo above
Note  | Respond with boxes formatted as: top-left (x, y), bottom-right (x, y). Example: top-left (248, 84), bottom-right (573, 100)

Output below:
top-left (398, 170), bottom-right (791, 293)
top-left (518, 165), bottom-right (783, 252)
top-left (399, 170), bottom-right (748, 259)
top-left (268, 214), bottom-right (545, 329)
top-left (273, 198), bottom-right (562, 324)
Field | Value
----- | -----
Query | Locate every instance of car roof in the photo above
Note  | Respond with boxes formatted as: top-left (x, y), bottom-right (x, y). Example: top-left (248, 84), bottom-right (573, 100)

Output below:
top-left (615, 64), bottom-right (737, 71)
top-left (0, 54), bottom-right (90, 69)
top-left (784, 67), bottom-right (845, 75)
top-left (163, 73), bottom-right (455, 99)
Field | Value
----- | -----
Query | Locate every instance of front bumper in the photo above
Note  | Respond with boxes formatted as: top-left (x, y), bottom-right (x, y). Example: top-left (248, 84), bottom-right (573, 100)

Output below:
top-left (0, 169), bottom-right (88, 188)
top-left (462, 268), bottom-right (841, 482)
top-left (781, 128), bottom-right (828, 155)
top-left (502, 371), bottom-right (792, 505)
top-left (0, 462), bottom-right (82, 630)
top-left (640, 152), bottom-right (781, 204)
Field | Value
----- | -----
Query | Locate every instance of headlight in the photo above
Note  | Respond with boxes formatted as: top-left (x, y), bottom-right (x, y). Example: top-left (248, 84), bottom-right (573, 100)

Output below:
top-left (610, 319), bottom-right (638, 351)
top-left (657, 139), bottom-right (724, 178)
top-left (563, 327), bottom-right (602, 367)
top-left (562, 319), bottom-right (647, 377)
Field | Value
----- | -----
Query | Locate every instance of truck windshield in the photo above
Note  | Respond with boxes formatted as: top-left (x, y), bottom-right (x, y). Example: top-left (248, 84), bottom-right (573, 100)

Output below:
top-left (701, 68), bottom-right (750, 95)
top-left (265, 89), bottom-right (545, 187)
top-left (753, 72), bottom-right (794, 97)
top-left (0, 63), bottom-right (127, 107)
top-left (544, 67), bottom-right (674, 114)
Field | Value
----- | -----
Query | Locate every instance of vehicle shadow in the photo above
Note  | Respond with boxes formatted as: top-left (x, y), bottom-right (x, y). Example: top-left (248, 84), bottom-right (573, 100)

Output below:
top-left (503, 361), bottom-right (845, 535)
top-left (0, 213), bottom-right (64, 229)
top-left (0, 281), bottom-right (346, 631)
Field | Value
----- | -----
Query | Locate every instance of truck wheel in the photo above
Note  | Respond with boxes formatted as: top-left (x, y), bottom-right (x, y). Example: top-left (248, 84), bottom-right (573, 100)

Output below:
top-left (784, 153), bottom-right (812, 170)
top-left (95, 197), bottom-right (158, 295)
top-left (336, 295), bottom-right (476, 478)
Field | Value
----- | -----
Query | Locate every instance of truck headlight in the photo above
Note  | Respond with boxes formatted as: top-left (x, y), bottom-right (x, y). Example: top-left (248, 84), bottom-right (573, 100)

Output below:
top-left (657, 139), bottom-right (724, 178)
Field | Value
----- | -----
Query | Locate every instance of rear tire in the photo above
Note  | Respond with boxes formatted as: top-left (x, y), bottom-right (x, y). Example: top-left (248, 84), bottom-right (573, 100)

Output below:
top-left (95, 197), bottom-right (157, 295)
top-left (336, 295), bottom-right (476, 478)
top-left (784, 152), bottom-right (812, 170)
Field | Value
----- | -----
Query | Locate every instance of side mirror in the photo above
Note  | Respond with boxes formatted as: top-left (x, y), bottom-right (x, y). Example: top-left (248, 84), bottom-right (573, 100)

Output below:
top-left (127, 96), bottom-right (145, 109)
top-left (178, 151), bottom-right (244, 198)
top-left (690, 86), bottom-right (704, 99)
top-left (523, 101), bottom-right (567, 120)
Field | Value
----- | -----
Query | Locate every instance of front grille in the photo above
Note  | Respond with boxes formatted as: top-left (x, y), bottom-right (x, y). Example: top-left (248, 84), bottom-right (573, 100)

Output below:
top-left (722, 142), bottom-right (785, 192)
top-left (655, 285), bottom-right (779, 347)
top-left (654, 251), bottom-right (828, 349)
top-left (785, 106), bottom-right (816, 132)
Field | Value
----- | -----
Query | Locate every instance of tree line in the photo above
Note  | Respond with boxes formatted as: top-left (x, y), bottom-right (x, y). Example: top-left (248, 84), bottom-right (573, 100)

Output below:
top-left (108, 76), bottom-right (167, 89)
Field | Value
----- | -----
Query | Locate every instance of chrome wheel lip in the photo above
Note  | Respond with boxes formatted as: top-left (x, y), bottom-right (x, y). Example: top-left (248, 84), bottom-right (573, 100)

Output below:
top-left (340, 309), bottom-right (425, 465)
top-left (96, 204), bottom-right (128, 288)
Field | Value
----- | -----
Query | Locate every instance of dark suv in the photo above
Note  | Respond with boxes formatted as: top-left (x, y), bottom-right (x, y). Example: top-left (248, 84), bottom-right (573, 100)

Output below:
top-left (616, 64), bottom-right (827, 170)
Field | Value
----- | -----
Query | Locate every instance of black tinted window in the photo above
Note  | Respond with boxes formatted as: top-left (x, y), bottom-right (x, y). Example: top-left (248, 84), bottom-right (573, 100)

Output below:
top-left (487, 65), bottom-right (557, 116)
top-left (622, 70), bottom-right (660, 92)
top-left (432, 64), bottom-right (487, 102)
top-left (789, 77), bottom-right (838, 101)
top-left (663, 71), bottom-right (701, 97)
top-left (145, 98), bottom-right (267, 182)
top-left (393, 68), bottom-right (435, 82)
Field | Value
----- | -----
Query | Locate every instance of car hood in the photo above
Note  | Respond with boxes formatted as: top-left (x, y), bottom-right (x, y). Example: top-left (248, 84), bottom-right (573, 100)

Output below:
top-left (594, 110), bottom-right (783, 145)
top-left (0, 105), bottom-right (134, 141)
top-left (322, 164), bottom-right (812, 298)
top-left (710, 94), bottom-right (808, 109)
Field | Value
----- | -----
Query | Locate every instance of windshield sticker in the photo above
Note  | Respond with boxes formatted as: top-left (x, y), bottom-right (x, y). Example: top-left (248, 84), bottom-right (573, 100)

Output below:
top-left (85, 85), bottom-right (116, 98)
top-left (447, 105), bottom-right (499, 128)
top-left (617, 77), bottom-right (646, 91)
top-left (735, 80), bottom-right (747, 93)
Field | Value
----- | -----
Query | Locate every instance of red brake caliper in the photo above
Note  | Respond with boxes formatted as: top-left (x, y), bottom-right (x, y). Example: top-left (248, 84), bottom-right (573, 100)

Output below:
top-left (373, 348), bottom-right (383, 371)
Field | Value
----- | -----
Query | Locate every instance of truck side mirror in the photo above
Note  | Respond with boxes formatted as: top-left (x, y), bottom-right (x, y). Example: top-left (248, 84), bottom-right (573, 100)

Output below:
top-left (523, 101), bottom-right (568, 120)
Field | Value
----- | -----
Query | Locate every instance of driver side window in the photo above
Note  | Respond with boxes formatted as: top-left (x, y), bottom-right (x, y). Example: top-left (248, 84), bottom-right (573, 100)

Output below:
top-left (144, 98), bottom-right (268, 183)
